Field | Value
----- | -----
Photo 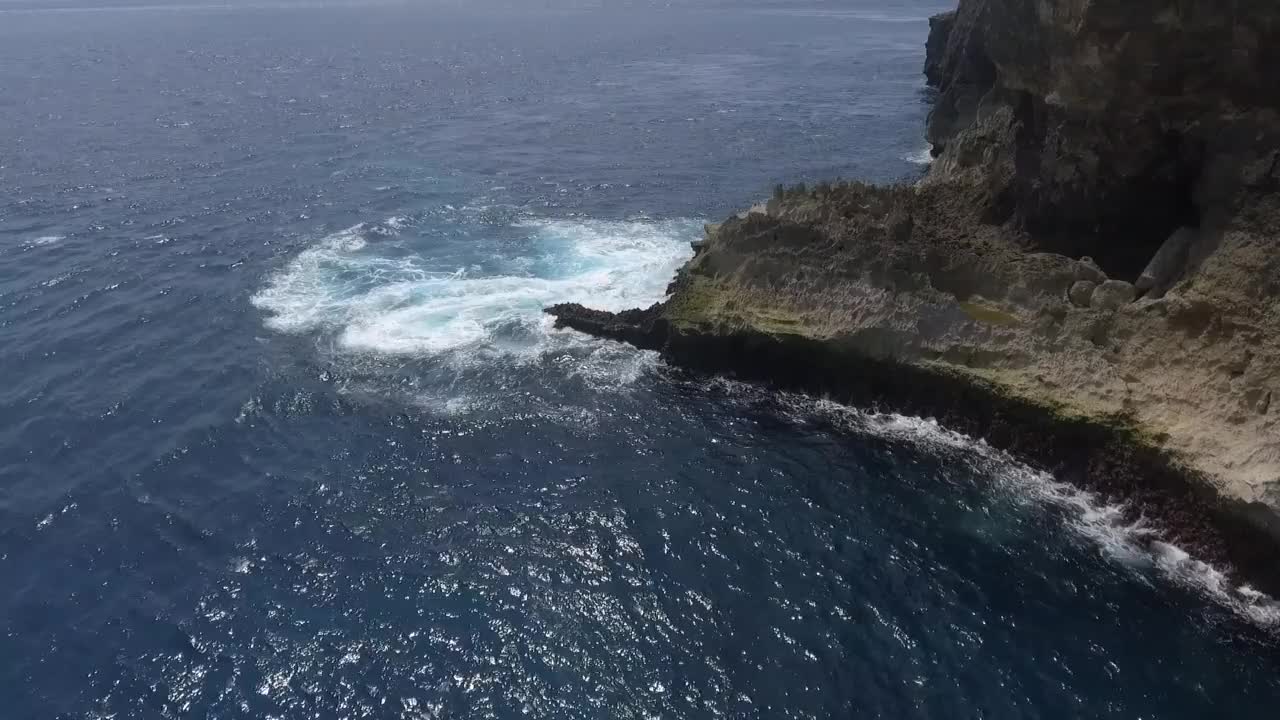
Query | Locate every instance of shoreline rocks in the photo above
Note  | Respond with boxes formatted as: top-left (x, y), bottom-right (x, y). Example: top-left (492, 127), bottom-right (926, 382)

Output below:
top-left (547, 0), bottom-right (1280, 596)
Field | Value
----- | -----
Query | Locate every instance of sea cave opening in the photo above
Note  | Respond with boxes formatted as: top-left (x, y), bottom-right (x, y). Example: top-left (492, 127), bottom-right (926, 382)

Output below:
top-left (1025, 132), bottom-right (1205, 283)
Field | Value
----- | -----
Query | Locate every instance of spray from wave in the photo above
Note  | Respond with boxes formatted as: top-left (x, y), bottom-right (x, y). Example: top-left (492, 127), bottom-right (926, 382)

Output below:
top-left (848, 408), bottom-right (1280, 631)
top-left (252, 212), bottom-right (697, 360)
top-left (904, 146), bottom-right (934, 166)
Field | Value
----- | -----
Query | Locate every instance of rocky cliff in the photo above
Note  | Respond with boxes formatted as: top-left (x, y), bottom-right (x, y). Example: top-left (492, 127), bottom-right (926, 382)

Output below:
top-left (548, 0), bottom-right (1280, 594)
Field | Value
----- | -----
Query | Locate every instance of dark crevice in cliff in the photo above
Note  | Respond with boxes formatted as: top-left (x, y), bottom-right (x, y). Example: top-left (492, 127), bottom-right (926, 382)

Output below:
top-left (1015, 117), bottom-right (1206, 282)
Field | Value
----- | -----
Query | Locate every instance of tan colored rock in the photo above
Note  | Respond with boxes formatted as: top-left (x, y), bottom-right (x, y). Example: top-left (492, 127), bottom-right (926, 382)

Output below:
top-left (1090, 280), bottom-right (1136, 310)
top-left (1068, 280), bottom-right (1096, 307)
top-left (1074, 258), bottom-right (1106, 284)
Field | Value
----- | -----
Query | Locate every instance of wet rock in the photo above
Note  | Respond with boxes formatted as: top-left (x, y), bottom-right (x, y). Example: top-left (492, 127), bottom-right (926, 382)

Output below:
top-left (1068, 280), bottom-right (1097, 308)
top-left (1090, 280), bottom-right (1136, 311)
top-left (544, 303), bottom-right (667, 350)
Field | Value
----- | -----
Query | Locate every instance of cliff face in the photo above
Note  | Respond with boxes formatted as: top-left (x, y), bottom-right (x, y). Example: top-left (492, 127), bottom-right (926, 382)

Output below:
top-left (926, 0), bottom-right (1280, 278)
top-left (548, 0), bottom-right (1280, 590)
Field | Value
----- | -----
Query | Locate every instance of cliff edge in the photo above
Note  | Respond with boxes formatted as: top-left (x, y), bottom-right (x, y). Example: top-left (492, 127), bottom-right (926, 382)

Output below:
top-left (548, 0), bottom-right (1280, 593)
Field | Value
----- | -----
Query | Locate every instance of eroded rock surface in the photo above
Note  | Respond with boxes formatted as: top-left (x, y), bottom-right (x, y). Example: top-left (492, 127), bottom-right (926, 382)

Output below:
top-left (548, 0), bottom-right (1280, 587)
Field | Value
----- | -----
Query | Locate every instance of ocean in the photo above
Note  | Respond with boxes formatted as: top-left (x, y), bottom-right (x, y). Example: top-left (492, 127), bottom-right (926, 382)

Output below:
top-left (2, 0), bottom-right (1279, 717)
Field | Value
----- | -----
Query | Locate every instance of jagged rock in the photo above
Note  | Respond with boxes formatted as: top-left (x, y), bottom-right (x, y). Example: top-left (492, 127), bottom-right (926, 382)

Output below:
top-left (923, 0), bottom-right (1280, 279)
top-left (545, 302), bottom-right (667, 350)
top-left (694, 223), bottom-right (722, 253)
top-left (1068, 280), bottom-right (1096, 307)
top-left (1090, 280), bottom-right (1136, 311)
top-left (924, 11), bottom-right (956, 87)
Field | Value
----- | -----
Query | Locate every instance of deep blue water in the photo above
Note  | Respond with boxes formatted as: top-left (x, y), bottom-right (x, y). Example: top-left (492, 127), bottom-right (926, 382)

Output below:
top-left (2, 1), bottom-right (1280, 718)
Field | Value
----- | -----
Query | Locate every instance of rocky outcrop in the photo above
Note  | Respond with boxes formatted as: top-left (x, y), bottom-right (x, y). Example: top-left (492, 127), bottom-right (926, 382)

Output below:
top-left (923, 11), bottom-right (956, 88)
top-left (547, 0), bottom-right (1280, 594)
top-left (925, 0), bottom-right (1280, 279)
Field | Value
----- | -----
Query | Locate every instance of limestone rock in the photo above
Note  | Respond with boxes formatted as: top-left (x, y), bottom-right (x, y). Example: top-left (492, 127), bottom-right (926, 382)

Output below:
top-left (1074, 258), bottom-right (1106, 284)
top-left (1090, 280), bottom-right (1136, 311)
top-left (1136, 227), bottom-right (1197, 297)
top-left (1068, 280), bottom-right (1096, 307)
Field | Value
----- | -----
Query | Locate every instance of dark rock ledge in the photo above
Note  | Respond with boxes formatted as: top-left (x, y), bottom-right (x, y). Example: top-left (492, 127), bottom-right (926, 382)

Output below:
top-left (548, 0), bottom-right (1280, 598)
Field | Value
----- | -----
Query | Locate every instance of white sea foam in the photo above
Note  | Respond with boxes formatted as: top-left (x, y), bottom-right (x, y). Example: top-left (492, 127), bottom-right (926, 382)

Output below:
top-left (904, 146), bottom-right (934, 166)
top-left (252, 214), bottom-right (697, 359)
top-left (757, 392), bottom-right (1280, 632)
top-left (884, 415), bottom-right (1280, 630)
top-left (25, 235), bottom-right (65, 247)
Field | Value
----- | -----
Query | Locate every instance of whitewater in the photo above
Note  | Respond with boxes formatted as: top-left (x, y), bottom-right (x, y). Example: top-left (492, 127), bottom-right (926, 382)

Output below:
top-left (252, 213), bottom-right (696, 359)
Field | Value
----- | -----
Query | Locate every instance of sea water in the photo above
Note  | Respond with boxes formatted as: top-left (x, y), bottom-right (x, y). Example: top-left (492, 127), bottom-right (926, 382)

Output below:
top-left (2, 1), bottom-right (1278, 717)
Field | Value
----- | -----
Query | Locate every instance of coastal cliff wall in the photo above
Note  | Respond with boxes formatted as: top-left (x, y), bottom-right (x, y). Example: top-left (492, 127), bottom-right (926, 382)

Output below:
top-left (548, 0), bottom-right (1280, 592)
top-left (925, 0), bottom-right (1280, 277)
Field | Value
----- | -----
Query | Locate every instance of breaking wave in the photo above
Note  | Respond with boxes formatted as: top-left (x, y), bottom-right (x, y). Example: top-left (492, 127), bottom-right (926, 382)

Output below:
top-left (845, 407), bottom-right (1280, 631)
top-left (23, 234), bottom-right (65, 247)
top-left (728, 384), bottom-right (1280, 633)
top-left (252, 213), bottom-right (697, 358)
top-left (904, 146), bottom-right (934, 165)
